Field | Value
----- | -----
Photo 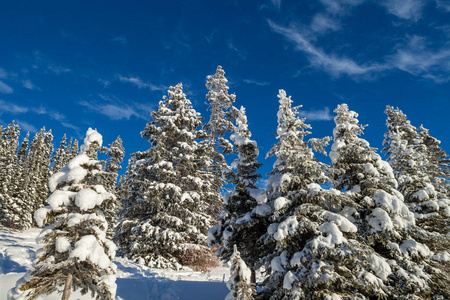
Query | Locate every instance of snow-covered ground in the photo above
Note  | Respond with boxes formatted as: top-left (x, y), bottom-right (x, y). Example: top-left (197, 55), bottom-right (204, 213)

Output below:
top-left (0, 228), bottom-right (229, 300)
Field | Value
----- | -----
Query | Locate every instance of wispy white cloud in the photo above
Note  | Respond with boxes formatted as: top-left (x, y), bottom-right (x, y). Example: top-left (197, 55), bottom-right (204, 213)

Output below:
top-left (299, 107), bottom-right (334, 121)
top-left (268, 21), bottom-right (387, 78)
top-left (22, 79), bottom-right (38, 90)
top-left (436, 0), bottom-right (450, 12)
top-left (227, 40), bottom-right (246, 60)
top-left (117, 75), bottom-right (167, 91)
top-left (32, 51), bottom-right (72, 75)
top-left (319, 0), bottom-right (365, 15)
top-left (80, 94), bottom-right (155, 121)
top-left (47, 64), bottom-right (72, 75)
top-left (271, 0), bottom-right (282, 10)
top-left (111, 36), bottom-right (127, 45)
top-left (0, 81), bottom-right (14, 94)
top-left (389, 35), bottom-right (450, 82)
top-left (80, 101), bottom-right (139, 120)
top-left (310, 13), bottom-right (341, 34)
top-left (0, 99), bottom-right (68, 122)
top-left (33, 106), bottom-right (65, 120)
top-left (60, 122), bottom-right (80, 131)
top-left (382, 0), bottom-right (425, 21)
top-left (16, 120), bottom-right (37, 133)
top-left (0, 68), bottom-right (7, 79)
top-left (243, 79), bottom-right (270, 86)
top-left (0, 100), bottom-right (28, 113)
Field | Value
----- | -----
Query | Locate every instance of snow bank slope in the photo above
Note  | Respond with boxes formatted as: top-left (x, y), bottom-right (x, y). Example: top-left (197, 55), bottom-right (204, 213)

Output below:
top-left (0, 228), bottom-right (228, 300)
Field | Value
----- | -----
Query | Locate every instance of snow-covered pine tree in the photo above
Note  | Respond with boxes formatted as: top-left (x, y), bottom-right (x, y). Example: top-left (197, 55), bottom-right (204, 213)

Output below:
top-left (7, 133), bottom-right (32, 229)
top-left (205, 65), bottom-right (239, 155)
top-left (115, 83), bottom-right (218, 270)
top-left (22, 127), bottom-right (54, 220)
top-left (383, 106), bottom-right (450, 240)
top-left (68, 138), bottom-right (79, 161)
top-left (0, 121), bottom-right (21, 228)
top-left (331, 103), bottom-right (447, 298)
top-left (256, 91), bottom-right (387, 299)
top-left (102, 136), bottom-right (125, 238)
top-left (418, 125), bottom-right (450, 200)
top-left (104, 136), bottom-right (124, 193)
top-left (8, 128), bottom-right (117, 300)
top-left (225, 245), bottom-right (255, 300)
top-left (208, 106), bottom-right (265, 284)
top-left (51, 134), bottom-right (68, 174)
top-left (204, 66), bottom-right (240, 217)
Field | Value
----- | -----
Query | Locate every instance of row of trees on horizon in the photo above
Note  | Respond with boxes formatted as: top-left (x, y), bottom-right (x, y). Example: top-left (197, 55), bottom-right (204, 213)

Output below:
top-left (2, 66), bottom-right (450, 299)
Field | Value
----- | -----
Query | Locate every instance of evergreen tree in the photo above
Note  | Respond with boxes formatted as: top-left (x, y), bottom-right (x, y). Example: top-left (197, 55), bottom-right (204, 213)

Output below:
top-left (383, 106), bottom-right (450, 238)
top-left (7, 133), bottom-right (32, 229)
top-left (104, 136), bottom-right (124, 193)
top-left (225, 245), bottom-right (255, 300)
top-left (418, 125), bottom-right (450, 199)
top-left (331, 103), bottom-right (446, 298)
top-left (8, 128), bottom-right (117, 300)
top-left (204, 66), bottom-right (240, 217)
top-left (208, 106), bottom-right (265, 284)
top-left (255, 91), bottom-right (386, 299)
top-left (23, 128), bottom-right (54, 219)
top-left (205, 65), bottom-right (239, 155)
top-left (115, 84), bottom-right (219, 270)
top-left (68, 138), bottom-right (79, 161)
top-left (0, 121), bottom-right (21, 228)
top-left (51, 134), bottom-right (68, 174)
top-left (103, 136), bottom-right (125, 238)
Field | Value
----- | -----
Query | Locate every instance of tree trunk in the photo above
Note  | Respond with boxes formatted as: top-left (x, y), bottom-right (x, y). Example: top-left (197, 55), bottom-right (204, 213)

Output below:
top-left (61, 269), bottom-right (73, 300)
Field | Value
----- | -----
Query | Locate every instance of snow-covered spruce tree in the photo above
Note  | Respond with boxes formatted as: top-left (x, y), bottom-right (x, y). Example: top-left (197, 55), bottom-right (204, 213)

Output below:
top-left (383, 106), bottom-right (450, 245)
top-left (205, 65), bottom-right (239, 155)
top-left (331, 103), bottom-right (447, 298)
top-left (115, 83), bottom-right (219, 270)
top-left (8, 128), bottom-right (117, 300)
top-left (226, 245), bottom-right (255, 300)
top-left (6, 133), bottom-right (33, 229)
top-left (103, 136), bottom-right (124, 193)
top-left (256, 91), bottom-right (388, 299)
top-left (204, 66), bottom-right (240, 217)
top-left (208, 106), bottom-right (265, 284)
top-left (68, 138), bottom-right (79, 161)
top-left (51, 134), bottom-right (68, 174)
top-left (0, 121), bottom-right (21, 228)
top-left (23, 127), bottom-right (54, 220)
top-left (102, 136), bottom-right (125, 238)
top-left (419, 125), bottom-right (450, 199)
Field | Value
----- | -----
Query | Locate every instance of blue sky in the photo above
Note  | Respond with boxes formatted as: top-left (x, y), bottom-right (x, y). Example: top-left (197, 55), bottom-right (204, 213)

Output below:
top-left (1, 0), bottom-right (449, 180)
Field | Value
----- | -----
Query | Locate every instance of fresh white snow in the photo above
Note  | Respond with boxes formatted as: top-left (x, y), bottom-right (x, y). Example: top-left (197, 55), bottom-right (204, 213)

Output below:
top-left (0, 227), bottom-right (229, 300)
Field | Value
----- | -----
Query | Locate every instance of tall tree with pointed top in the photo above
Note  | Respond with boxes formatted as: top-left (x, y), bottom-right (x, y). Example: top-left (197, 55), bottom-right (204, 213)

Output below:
top-left (51, 134), bottom-right (68, 174)
top-left (331, 103), bottom-right (447, 298)
top-left (115, 83), bottom-right (219, 270)
top-left (102, 136), bottom-right (125, 238)
top-left (419, 125), bottom-right (450, 198)
top-left (209, 106), bottom-right (265, 284)
top-left (0, 121), bottom-right (21, 228)
top-left (205, 65), bottom-right (239, 155)
top-left (23, 127), bottom-right (54, 218)
top-left (204, 66), bottom-right (240, 214)
top-left (255, 91), bottom-right (386, 299)
top-left (7, 132), bottom-right (32, 229)
top-left (9, 128), bottom-right (117, 300)
top-left (383, 106), bottom-right (450, 237)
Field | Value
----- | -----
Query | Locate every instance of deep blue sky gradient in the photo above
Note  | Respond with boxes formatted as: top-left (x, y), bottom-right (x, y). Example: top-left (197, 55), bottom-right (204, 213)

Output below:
top-left (1, 0), bottom-right (449, 182)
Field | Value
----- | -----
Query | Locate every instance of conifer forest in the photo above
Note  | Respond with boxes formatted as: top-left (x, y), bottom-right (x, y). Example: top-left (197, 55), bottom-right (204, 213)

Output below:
top-left (1, 67), bottom-right (449, 300)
